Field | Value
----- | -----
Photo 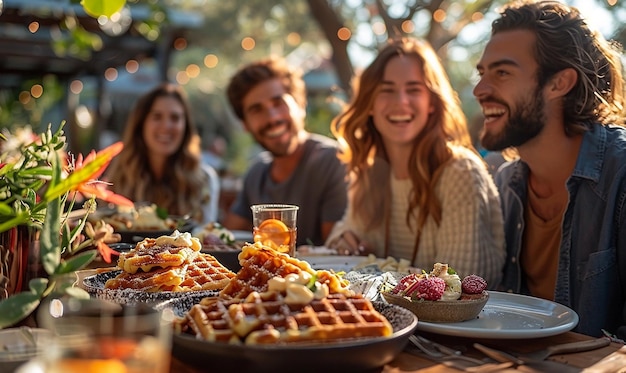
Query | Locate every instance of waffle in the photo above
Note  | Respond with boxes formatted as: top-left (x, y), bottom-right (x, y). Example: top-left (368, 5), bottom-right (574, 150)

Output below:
top-left (219, 242), bottom-right (351, 300)
top-left (105, 253), bottom-right (235, 292)
top-left (118, 232), bottom-right (201, 273)
top-left (104, 265), bottom-right (188, 292)
top-left (178, 253), bottom-right (236, 291)
top-left (175, 291), bottom-right (393, 345)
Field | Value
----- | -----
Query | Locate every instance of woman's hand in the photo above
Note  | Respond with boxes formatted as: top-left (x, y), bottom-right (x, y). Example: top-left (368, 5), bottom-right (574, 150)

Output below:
top-left (327, 230), bottom-right (370, 256)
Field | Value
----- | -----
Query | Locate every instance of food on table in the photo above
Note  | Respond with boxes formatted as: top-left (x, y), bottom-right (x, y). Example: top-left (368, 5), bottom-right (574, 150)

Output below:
top-left (193, 222), bottom-right (241, 252)
top-left (104, 231), bottom-right (235, 292)
top-left (219, 241), bottom-right (351, 300)
top-left (95, 204), bottom-right (178, 232)
top-left (353, 254), bottom-right (419, 273)
top-left (389, 263), bottom-right (471, 301)
top-left (381, 263), bottom-right (489, 322)
top-left (461, 274), bottom-right (488, 294)
top-left (117, 231), bottom-right (201, 273)
top-left (174, 272), bottom-right (392, 345)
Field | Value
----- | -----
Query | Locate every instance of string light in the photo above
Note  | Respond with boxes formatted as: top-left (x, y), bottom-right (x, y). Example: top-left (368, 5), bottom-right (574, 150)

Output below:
top-left (204, 54), bottom-right (218, 68)
top-left (30, 84), bottom-right (43, 98)
top-left (28, 22), bottom-right (39, 33)
top-left (337, 27), bottom-right (351, 41)
top-left (241, 37), bottom-right (255, 51)
top-left (433, 9), bottom-right (446, 23)
top-left (125, 60), bottom-right (139, 74)
top-left (104, 67), bottom-right (118, 81)
top-left (70, 80), bottom-right (83, 95)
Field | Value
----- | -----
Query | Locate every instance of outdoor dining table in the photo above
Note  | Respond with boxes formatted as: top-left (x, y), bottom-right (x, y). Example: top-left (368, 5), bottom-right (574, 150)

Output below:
top-left (169, 330), bottom-right (625, 372)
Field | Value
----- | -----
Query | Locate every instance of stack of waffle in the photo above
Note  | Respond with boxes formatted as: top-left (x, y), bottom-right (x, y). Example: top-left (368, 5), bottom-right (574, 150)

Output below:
top-left (105, 231), bottom-right (235, 292)
top-left (219, 241), bottom-right (352, 299)
top-left (174, 241), bottom-right (392, 345)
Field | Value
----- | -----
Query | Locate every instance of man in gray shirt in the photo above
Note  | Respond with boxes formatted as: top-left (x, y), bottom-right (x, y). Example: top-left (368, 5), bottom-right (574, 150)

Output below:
top-left (222, 57), bottom-right (348, 247)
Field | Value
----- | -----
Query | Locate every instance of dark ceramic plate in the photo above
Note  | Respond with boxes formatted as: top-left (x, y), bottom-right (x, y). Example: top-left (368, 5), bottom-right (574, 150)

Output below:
top-left (156, 293), bottom-right (418, 373)
top-left (82, 270), bottom-right (218, 305)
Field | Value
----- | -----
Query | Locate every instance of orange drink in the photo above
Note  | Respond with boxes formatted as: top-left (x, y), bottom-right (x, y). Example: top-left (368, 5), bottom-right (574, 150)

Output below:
top-left (251, 204), bottom-right (299, 256)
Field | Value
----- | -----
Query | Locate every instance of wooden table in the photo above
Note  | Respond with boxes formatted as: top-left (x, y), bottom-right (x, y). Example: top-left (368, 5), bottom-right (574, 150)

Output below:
top-left (169, 331), bottom-right (624, 372)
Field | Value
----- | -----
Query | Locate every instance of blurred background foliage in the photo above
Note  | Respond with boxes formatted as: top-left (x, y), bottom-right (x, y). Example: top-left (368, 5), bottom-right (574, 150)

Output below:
top-left (1, 0), bottom-right (625, 177)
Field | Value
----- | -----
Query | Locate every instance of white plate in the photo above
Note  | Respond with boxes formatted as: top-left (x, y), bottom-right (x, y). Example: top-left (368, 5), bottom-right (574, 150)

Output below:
top-left (297, 255), bottom-right (364, 272)
top-left (415, 291), bottom-right (579, 339)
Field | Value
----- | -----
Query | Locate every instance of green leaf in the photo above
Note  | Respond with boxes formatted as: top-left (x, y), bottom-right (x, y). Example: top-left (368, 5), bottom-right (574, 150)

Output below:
top-left (0, 292), bottom-right (41, 329)
top-left (80, 0), bottom-right (126, 18)
top-left (65, 286), bottom-right (90, 299)
top-left (28, 278), bottom-right (49, 296)
top-left (41, 198), bottom-right (61, 275)
top-left (57, 250), bottom-right (98, 273)
top-left (156, 205), bottom-right (169, 220)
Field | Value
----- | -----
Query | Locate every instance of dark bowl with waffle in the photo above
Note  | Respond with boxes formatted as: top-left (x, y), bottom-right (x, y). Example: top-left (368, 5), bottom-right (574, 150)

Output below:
top-left (83, 233), bottom-right (235, 305)
top-left (156, 242), bottom-right (419, 373)
top-left (158, 293), bottom-right (417, 373)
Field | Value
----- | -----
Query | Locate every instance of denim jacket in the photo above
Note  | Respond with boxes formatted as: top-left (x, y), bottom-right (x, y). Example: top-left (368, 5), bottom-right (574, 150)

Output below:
top-left (496, 124), bottom-right (626, 338)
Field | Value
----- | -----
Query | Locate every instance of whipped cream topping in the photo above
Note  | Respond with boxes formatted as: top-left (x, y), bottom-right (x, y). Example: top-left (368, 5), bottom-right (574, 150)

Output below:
top-left (155, 230), bottom-right (201, 251)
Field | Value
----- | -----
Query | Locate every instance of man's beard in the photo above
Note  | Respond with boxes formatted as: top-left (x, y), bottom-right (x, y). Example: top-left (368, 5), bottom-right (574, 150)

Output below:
top-left (480, 89), bottom-right (546, 151)
top-left (255, 120), bottom-right (296, 157)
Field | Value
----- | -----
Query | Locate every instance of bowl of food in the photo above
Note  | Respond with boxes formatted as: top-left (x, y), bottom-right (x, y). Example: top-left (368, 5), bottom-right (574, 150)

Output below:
top-left (91, 204), bottom-right (196, 243)
top-left (380, 263), bottom-right (489, 323)
top-left (382, 291), bottom-right (488, 323)
top-left (194, 222), bottom-right (244, 272)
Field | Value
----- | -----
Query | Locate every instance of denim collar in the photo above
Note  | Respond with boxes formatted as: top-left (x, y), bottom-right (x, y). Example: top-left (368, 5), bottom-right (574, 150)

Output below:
top-left (571, 124), bottom-right (606, 182)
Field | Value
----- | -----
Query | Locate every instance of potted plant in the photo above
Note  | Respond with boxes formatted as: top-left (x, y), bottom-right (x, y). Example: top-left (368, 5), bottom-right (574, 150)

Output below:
top-left (0, 123), bottom-right (133, 328)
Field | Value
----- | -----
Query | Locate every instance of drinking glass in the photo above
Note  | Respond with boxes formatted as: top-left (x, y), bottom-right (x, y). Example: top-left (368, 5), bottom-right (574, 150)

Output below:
top-left (37, 297), bottom-right (172, 373)
top-left (251, 204), bottom-right (299, 256)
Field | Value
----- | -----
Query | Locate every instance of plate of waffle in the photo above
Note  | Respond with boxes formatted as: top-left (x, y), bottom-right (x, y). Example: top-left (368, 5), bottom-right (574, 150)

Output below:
top-left (158, 293), bottom-right (418, 373)
top-left (83, 231), bottom-right (236, 304)
top-left (154, 241), bottom-right (418, 373)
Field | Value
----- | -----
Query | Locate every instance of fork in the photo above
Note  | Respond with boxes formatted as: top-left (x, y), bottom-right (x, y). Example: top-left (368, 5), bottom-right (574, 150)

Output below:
top-left (407, 335), bottom-right (514, 372)
top-left (408, 335), bottom-right (485, 365)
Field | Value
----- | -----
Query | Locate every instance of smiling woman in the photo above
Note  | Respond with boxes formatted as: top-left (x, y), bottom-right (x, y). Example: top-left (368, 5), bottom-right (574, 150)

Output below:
top-left (105, 83), bottom-right (219, 225)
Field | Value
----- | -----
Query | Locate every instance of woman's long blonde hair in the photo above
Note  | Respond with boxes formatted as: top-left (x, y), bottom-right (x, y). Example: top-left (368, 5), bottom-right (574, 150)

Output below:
top-left (106, 83), bottom-right (210, 221)
top-left (331, 37), bottom-right (474, 232)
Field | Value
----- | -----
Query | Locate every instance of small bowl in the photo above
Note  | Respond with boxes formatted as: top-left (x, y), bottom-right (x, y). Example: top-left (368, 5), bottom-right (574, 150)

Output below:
top-left (381, 291), bottom-right (489, 323)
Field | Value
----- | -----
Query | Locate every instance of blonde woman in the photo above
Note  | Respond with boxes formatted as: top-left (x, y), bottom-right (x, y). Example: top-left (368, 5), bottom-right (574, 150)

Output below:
top-left (326, 37), bottom-right (505, 286)
top-left (106, 83), bottom-right (219, 225)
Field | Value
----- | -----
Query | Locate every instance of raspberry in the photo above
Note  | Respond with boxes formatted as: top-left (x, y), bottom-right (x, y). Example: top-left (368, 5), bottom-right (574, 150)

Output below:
top-left (410, 277), bottom-right (446, 301)
top-left (391, 273), bottom-right (420, 295)
top-left (462, 274), bottom-right (487, 294)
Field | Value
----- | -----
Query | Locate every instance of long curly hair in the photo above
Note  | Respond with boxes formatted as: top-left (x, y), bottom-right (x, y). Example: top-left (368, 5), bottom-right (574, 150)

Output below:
top-left (331, 37), bottom-right (474, 232)
top-left (492, 0), bottom-right (626, 132)
top-left (106, 83), bottom-right (209, 221)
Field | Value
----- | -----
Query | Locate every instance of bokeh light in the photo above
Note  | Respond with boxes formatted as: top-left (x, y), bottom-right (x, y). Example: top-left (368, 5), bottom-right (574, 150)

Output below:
top-left (186, 64), bottom-right (200, 78)
top-left (70, 80), bottom-right (83, 94)
top-left (126, 60), bottom-right (139, 74)
top-left (241, 37), bottom-right (255, 51)
top-left (30, 84), bottom-right (43, 98)
top-left (28, 22), bottom-right (39, 33)
top-left (104, 67), bottom-right (118, 81)
top-left (204, 54), bottom-right (218, 68)
top-left (337, 27), bottom-right (351, 41)
top-left (433, 9), bottom-right (446, 23)
top-left (174, 38), bottom-right (187, 51)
